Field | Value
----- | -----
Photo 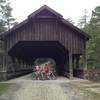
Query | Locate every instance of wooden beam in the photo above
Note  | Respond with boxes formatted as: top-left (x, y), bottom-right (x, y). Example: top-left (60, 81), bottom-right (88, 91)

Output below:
top-left (82, 43), bottom-right (87, 79)
top-left (76, 56), bottom-right (80, 69)
top-left (82, 54), bottom-right (87, 70)
top-left (69, 52), bottom-right (73, 79)
top-left (83, 43), bottom-right (87, 71)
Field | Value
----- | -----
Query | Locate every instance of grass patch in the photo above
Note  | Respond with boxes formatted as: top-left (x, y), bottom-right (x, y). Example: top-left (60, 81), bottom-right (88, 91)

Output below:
top-left (81, 89), bottom-right (100, 100)
top-left (85, 85), bottom-right (100, 88)
top-left (0, 83), bottom-right (10, 94)
top-left (71, 83), bottom-right (100, 100)
top-left (76, 85), bottom-right (100, 100)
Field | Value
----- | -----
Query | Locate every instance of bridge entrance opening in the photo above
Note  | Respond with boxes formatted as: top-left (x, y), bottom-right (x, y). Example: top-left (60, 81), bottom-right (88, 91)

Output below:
top-left (8, 41), bottom-right (69, 76)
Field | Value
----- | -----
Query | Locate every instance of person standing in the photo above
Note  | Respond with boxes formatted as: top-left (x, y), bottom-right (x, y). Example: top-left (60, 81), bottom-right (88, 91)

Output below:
top-left (34, 64), bottom-right (40, 80)
top-left (44, 64), bottom-right (50, 79)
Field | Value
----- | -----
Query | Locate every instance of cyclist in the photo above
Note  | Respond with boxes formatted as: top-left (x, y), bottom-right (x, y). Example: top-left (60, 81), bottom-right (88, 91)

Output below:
top-left (44, 64), bottom-right (50, 79)
top-left (34, 64), bottom-right (40, 80)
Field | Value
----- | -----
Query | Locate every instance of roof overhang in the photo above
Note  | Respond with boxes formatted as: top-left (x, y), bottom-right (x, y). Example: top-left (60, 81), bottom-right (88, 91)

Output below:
top-left (0, 5), bottom-right (90, 41)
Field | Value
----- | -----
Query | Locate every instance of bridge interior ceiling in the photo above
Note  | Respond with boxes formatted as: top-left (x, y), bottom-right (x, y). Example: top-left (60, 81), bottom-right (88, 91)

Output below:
top-left (8, 41), bottom-right (68, 64)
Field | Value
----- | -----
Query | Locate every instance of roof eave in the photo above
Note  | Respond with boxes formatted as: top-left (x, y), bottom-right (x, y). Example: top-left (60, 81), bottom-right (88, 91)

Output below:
top-left (1, 5), bottom-right (90, 40)
top-left (61, 19), bottom-right (90, 40)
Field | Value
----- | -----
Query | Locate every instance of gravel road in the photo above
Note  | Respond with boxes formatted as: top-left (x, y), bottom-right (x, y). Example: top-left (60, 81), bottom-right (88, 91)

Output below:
top-left (0, 74), bottom-right (99, 100)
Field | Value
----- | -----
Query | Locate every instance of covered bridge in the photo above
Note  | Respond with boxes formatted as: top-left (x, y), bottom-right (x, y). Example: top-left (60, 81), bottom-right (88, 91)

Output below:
top-left (0, 5), bottom-right (89, 80)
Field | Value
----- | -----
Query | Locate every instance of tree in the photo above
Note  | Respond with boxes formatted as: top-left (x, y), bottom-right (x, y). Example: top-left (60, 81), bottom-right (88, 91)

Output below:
top-left (2, 0), bottom-right (16, 30)
top-left (83, 6), bottom-right (100, 69)
top-left (77, 9), bottom-right (88, 28)
top-left (0, 0), bottom-right (16, 33)
top-left (66, 17), bottom-right (75, 25)
top-left (90, 6), bottom-right (100, 27)
top-left (0, 0), bottom-right (6, 33)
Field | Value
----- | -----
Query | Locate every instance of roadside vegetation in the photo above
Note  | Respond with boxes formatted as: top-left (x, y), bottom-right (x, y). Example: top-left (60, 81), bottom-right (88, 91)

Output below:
top-left (70, 82), bottom-right (100, 100)
top-left (78, 6), bottom-right (100, 70)
top-left (80, 88), bottom-right (100, 100)
top-left (76, 84), bottom-right (100, 100)
top-left (0, 83), bottom-right (10, 94)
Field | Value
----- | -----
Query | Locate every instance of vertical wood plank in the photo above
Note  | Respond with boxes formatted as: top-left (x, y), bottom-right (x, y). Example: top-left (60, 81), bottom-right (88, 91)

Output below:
top-left (69, 51), bottom-right (73, 79)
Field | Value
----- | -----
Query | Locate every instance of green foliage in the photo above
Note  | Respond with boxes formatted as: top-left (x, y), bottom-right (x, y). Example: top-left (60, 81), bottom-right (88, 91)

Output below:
top-left (83, 6), bottom-right (100, 69)
top-left (0, 83), bottom-right (10, 94)
top-left (66, 17), bottom-right (75, 25)
top-left (0, 0), bottom-right (16, 33)
top-left (81, 87), bottom-right (100, 100)
top-left (77, 9), bottom-right (88, 28)
top-left (34, 58), bottom-right (56, 69)
top-left (0, 20), bottom-right (6, 33)
top-left (2, 1), bottom-right (15, 29)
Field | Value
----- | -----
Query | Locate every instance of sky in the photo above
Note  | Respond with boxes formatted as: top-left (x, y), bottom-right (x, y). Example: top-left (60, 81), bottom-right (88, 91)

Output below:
top-left (10, 0), bottom-right (100, 24)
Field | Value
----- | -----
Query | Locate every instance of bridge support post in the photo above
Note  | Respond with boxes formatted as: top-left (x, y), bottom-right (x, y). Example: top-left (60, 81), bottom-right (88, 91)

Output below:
top-left (82, 43), bottom-right (88, 79)
top-left (76, 56), bottom-right (80, 68)
top-left (82, 53), bottom-right (88, 79)
top-left (69, 52), bottom-right (73, 79)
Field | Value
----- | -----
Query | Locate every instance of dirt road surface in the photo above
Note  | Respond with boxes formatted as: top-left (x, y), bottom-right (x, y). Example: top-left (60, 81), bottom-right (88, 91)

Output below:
top-left (0, 74), bottom-right (100, 100)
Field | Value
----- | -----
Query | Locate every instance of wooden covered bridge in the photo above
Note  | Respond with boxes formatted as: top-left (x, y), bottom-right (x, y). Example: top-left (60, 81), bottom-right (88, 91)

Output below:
top-left (0, 5), bottom-right (89, 80)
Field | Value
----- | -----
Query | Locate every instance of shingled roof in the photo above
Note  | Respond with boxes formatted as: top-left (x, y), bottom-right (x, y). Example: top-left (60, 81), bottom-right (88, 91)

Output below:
top-left (0, 5), bottom-right (90, 40)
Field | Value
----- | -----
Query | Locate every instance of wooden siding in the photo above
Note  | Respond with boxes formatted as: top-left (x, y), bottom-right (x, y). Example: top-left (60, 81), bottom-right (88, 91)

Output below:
top-left (6, 18), bottom-right (85, 54)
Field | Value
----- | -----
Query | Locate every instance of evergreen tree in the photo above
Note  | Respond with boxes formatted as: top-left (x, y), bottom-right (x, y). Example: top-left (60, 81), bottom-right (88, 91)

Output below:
top-left (83, 6), bottom-right (100, 69)
top-left (0, 0), bottom-right (16, 33)
top-left (0, 0), bottom-right (6, 33)
top-left (66, 17), bottom-right (75, 25)
top-left (90, 6), bottom-right (100, 27)
top-left (77, 9), bottom-right (88, 28)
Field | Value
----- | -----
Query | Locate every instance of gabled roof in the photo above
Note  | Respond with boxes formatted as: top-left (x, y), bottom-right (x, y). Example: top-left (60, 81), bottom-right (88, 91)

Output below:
top-left (0, 5), bottom-right (90, 40)
top-left (28, 5), bottom-right (62, 19)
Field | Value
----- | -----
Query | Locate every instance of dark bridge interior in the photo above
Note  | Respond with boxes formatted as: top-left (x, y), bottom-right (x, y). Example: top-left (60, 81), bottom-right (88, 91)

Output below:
top-left (8, 41), bottom-right (69, 75)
